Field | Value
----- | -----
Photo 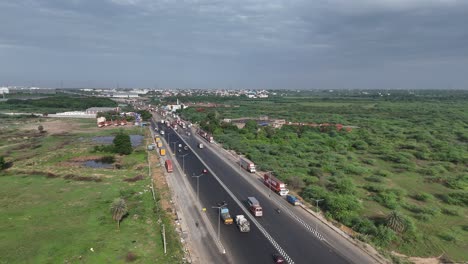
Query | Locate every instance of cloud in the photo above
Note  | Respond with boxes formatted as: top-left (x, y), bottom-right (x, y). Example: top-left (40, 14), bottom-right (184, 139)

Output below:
top-left (0, 0), bottom-right (467, 88)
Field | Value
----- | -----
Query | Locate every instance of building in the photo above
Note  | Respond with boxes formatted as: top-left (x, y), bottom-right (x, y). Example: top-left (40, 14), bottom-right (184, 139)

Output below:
top-left (85, 107), bottom-right (120, 115)
top-left (0, 87), bottom-right (9, 94)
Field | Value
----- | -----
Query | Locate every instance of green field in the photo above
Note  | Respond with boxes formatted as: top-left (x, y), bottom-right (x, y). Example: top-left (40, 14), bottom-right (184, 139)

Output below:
top-left (0, 118), bottom-right (183, 263)
top-left (176, 90), bottom-right (468, 261)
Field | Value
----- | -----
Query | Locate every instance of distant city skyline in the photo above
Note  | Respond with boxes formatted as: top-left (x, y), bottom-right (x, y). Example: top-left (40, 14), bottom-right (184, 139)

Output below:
top-left (1, 1), bottom-right (467, 89)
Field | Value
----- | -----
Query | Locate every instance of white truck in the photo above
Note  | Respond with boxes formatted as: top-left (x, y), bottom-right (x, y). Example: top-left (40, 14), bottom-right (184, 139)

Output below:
top-left (235, 215), bottom-right (250, 232)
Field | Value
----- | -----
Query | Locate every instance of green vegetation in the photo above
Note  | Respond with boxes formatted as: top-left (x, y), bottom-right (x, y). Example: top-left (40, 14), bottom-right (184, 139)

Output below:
top-left (176, 90), bottom-right (468, 261)
top-left (111, 198), bottom-right (129, 230)
top-left (0, 95), bottom-right (117, 114)
top-left (113, 131), bottom-right (133, 155)
top-left (0, 118), bottom-right (183, 263)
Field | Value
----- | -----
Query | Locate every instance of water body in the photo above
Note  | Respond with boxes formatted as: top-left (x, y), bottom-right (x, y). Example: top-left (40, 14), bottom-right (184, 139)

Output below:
top-left (83, 160), bottom-right (114, 168)
top-left (92, 135), bottom-right (144, 147)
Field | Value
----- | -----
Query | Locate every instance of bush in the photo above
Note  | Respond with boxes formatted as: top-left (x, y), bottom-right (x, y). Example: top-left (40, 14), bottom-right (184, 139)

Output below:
top-left (442, 208), bottom-right (460, 216)
top-left (0, 156), bottom-right (6, 170)
top-left (352, 218), bottom-right (377, 235)
top-left (323, 194), bottom-right (361, 225)
top-left (412, 192), bottom-right (433, 202)
top-left (373, 191), bottom-right (399, 209)
top-left (372, 225), bottom-right (397, 247)
top-left (365, 176), bottom-right (383, 183)
top-left (438, 192), bottom-right (468, 206)
top-left (330, 177), bottom-right (357, 195)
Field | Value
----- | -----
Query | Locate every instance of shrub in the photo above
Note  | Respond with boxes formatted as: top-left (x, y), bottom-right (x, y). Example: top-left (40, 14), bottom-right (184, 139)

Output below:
top-left (323, 194), bottom-right (361, 225)
top-left (0, 156), bottom-right (6, 170)
top-left (373, 191), bottom-right (399, 209)
top-left (372, 225), bottom-right (397, 247)
top-left (445, 175), bottom-right (468, 190)
top-left (438, 192), bottom-right (468, 206)
top-left (412, 192), bottom-right (433, 202)
top-left (330, 177), bottom-right (357, 195)
top-left (442, 208), bottom-right (460, 216)
top-left (365, 176), bottom-right (383, 183)
top-left (352, 218), bottom-right (377, 235)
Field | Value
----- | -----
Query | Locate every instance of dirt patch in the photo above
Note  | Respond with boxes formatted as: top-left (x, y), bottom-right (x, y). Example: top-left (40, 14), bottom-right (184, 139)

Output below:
top-left (391, 251), bottom-right (444, 264)
top-left (63, 174), bottom-right (102, 182)
top-left (21, 119), bottom-right (98, 135)
top-left (124, 175), bottom-right (145, 182)
top-left (69, 156), bottom-right (106, 162)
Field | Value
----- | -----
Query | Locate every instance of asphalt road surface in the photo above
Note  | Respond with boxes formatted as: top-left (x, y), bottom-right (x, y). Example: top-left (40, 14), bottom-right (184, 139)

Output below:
top-left (153, 120), bottom-right (350, 264)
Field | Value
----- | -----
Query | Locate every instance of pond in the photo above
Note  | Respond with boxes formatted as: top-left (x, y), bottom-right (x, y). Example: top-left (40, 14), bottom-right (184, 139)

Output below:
top-left (92, 135), bottom-right (144, 147)
top-left (83, 160), bottom-right (114, 168)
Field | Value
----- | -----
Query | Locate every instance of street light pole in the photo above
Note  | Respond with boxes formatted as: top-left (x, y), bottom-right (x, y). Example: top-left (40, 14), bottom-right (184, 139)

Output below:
top-left (171, 141), bottom-right (178, 155)
top-left (179, 153), bottom-right (189, 174)
top-left (212, 201), bottom-right (227, 241)
top-left (192, 172), bottom-right (205, 207)
top-left (313, 198), bottom-right (324, 213)
top-left (266, 171), bottom-right (274, 198)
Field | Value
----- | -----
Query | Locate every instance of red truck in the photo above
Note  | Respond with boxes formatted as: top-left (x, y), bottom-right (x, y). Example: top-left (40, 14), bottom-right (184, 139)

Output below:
top-left (239, 157), bottom-right (256, 173)
top-left (264, 174), bottom-right (289, 196)
top-left (198, 129), bottom-right (214, 143)
top-left (165, 160), bottom-right (173, 173)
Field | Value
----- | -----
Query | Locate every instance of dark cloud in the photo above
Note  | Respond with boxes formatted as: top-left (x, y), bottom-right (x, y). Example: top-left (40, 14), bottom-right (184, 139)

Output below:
top-left (0, 0), bottom-right (467, 89)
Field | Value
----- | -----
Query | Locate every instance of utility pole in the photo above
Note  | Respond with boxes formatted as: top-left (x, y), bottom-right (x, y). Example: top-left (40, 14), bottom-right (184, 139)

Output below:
top-left (212, 201), bottom-right (227, 241)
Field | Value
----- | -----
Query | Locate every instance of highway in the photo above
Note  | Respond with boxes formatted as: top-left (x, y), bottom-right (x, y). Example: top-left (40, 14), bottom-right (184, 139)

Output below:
top-left (152, 119), bottom-right (350, 264)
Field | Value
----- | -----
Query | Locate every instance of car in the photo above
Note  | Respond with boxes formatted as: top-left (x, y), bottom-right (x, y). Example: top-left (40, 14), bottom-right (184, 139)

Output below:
top-left (198, 143), bottom-right (204, 149)
top-left (273, 254), bottom-right (285, 263)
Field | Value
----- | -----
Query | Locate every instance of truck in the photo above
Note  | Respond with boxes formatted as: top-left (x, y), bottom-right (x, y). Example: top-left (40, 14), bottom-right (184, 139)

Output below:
top-left (160, 148), bottom-right (166, 156)
top-left (286, 194), bottom-right (300, 206)
top-left (264, 174), bottom-right (289, 196)
top-left (235, 215), bottom-right (250, 232)
top-left (220, 207), bottom-right (233, 224)
top-left (239, 157), bottom-right (256, 173)
top-left (247, 197), bottom-right (263, 217)
top-left (198, 129), bottom-right (214, 143)
top-left (165, 160), bottom-right (173, 173)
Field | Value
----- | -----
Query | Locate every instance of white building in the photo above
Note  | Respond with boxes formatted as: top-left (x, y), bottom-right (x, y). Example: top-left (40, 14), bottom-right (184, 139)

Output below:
top-left (0, 87), bottom-right (9, 94)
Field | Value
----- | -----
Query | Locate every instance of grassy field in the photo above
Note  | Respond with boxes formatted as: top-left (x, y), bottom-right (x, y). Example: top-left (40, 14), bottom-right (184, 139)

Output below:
top-left (177, 90), bottom-right (468, 262)
top-left (0, 117), bottom-right (183, 263)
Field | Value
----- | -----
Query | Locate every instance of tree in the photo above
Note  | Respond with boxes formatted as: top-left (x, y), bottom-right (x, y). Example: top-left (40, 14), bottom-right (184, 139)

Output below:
top-left (38, 125), bottom-right (44, 133)
top-left (287, 176), bottom-right (305, 190)
top-left (111, 198), bottom-right (128, 230)
top-left (386, 211), bottom-right (407, 233)
top-left (113, 131), bottom-right (132, 155)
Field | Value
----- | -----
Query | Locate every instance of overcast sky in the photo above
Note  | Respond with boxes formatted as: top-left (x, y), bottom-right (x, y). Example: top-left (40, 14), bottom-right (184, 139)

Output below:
top-left (1, 0), bottom-right (467, 89)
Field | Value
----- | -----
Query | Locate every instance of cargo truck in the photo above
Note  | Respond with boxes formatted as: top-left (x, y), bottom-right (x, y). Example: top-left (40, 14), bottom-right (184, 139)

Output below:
top-left (247, 197), bottom-right (263, 217)
top-left (239, 157), bottom-right (256, 173)
top-left (286, 194), bottom-right (300, 205)
top-left (235, 215), bottom-right (250, 232)
top-left (220, 207), bottom-right (233, 224)
top-left (165, 160), bottom-right (173, 173)
top-left (264, 174), bottom-right (289, 196)
top-left (160, 148), bottom-right (166, 156)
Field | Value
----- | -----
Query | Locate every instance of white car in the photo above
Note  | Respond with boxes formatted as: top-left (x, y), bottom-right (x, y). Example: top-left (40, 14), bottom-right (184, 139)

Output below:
top-left (198, 143), bottom-right (204, 149)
